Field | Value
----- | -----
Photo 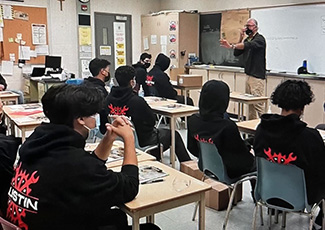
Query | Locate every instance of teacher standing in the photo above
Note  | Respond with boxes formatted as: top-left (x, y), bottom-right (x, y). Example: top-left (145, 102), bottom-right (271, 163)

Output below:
top-left (220, 18), bottom-right (266, 119)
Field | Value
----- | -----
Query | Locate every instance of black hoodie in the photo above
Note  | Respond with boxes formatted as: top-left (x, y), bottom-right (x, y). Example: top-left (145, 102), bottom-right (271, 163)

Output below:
top-left (132, 61), bottom-right (147, 91)
top-left (254, 113), bottom-right (325, 204)
top-left (105, 86), bottom-right (158, 147)
top-left (147, 53), bottom-right (177, 99)
top-left (6, 123), bottom-right (139, 230)
top-left (187, 80), bottom-right (254, 179)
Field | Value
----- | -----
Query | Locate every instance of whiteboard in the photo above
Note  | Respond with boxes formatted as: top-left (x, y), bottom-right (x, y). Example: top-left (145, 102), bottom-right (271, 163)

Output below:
top-left (251, 4), bottom-right (325, 74)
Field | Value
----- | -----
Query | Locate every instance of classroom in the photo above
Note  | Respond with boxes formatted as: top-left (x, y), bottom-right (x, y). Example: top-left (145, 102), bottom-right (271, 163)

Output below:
top-left (0, 0), bottom-right (325, 230)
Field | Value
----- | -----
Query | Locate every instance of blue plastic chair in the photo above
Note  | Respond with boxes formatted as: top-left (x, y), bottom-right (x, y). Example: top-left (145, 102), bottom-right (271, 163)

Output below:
top-left (192, 141), bottom-right (256, 230)
top-left (0, 216), bottom-right (21, 230)
top-left (252, 157), bottom-right (325, 230)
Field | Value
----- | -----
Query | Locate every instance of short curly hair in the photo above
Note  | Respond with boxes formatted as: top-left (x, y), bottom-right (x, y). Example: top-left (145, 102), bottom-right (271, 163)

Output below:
top-left (271, 80), bottom-right (314, 111)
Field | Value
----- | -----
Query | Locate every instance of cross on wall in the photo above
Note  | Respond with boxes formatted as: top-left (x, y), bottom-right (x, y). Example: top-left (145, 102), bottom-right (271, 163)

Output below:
top-left (58, 0), bottom-right (65, 11)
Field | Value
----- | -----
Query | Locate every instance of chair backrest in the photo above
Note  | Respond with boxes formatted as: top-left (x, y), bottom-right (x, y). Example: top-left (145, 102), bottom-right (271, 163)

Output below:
top-left (0, 216), bottom-right (21, 230)
top-left (198, 141), bottom-right (232, 184)
top-left (255, 157), bottom-right (309, 212)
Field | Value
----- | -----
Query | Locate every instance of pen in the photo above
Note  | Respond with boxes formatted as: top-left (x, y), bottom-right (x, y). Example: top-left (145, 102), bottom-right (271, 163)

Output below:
top-left (141, 179), bottom-right (164, 184)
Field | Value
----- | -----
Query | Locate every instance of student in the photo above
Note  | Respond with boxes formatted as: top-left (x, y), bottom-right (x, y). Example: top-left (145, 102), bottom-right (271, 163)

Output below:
top-left (104, 65), bottom-right (191, 162)
top-left (0, 74), bottom-right (24, 104)
top-left (146, 53), bottom-right (193, 105)
top-left (84, 58), bottom-right (111, 98)
top-left (187, 80), bottom-right (255, 179)
top-left (132, 52), bottom-right (152, 93)
top-left (6, 84), bottom-right (159, 230)
top-left (253, 80), bottom-right (325, 229)
top-left (0, 99), bottom-right (21, 216)
top-left (83, 58), bottom-right (111, 134)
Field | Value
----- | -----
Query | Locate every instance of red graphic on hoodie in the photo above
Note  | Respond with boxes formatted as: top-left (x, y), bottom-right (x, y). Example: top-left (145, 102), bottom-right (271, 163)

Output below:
top-left (264, 147), bottom-right (297, 165)
top-left (7, 163), bottom-right (40, 230)
top-left (145, 76), bottom-right (155, 86)
top-left (194, 134), bottom-right (214, 144)
top-left (108, 104), bottom-right (129, 115)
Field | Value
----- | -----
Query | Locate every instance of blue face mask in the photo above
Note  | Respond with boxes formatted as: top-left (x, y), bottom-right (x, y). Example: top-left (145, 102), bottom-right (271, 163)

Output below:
top-left (83, 113), bottom-right (100, 140)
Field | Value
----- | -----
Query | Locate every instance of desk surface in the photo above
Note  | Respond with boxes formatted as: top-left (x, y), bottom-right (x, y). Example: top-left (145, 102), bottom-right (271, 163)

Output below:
top-left (0, 91), bottom-right (20, 98)
top-left (230, 92), bottom-right (269, 102)
top-left (3, 103), bottom-right (48, 127)
top-left (84, 141), bottom-right (156, 168)
top-left (149, 102), bottom-right (199, 117)
top-left (112, 161), bottom-right (211, 211)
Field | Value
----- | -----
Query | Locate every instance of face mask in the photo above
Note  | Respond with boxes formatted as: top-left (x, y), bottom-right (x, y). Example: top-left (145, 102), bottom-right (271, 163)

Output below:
top-left (144, 63), bottom-right (151, 69)
top-left (83, 113), bottom-right (100, 140)
top-left (245, 28), bottom-right (253, 36)
top-left (104, 72), bottom-right (110, 82)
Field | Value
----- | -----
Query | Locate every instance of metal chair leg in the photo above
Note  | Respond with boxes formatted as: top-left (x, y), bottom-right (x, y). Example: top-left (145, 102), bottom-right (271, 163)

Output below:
top-left (275, 209), bottom-right (279, 224)
top-left (192, 201), bottom-right (199, 221)
top-left (222, 183), bottom-right (239, 229)
top-left (252, 204), bottom-right (258, 230)
top-left (260, 205), bottom-right (264, 226)
top-left (268, 209), bottom-right (272, 230)
top-left (281, 212), bottom-right (286, 229)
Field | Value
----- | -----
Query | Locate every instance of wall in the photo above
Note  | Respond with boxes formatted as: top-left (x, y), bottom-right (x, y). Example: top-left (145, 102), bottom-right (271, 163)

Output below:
top-left (1, 0), bottom-right (161, 91)
top-left (160, 0), bottom-right (324, 12)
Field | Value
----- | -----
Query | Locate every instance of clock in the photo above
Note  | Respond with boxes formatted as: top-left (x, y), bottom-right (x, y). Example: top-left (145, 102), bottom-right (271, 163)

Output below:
top-left (79, 0), bottom-right (89, 3)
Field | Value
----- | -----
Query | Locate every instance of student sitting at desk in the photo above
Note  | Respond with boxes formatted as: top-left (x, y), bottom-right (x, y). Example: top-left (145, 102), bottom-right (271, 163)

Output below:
top-left (83, 58), bottom-right (111, 135)
top-left (104, 65), bottom-right (191, 163)
top-left (0, 74), bottom-right (24, 104)
top-left (6, 84), bottom-right (159, 230)
top-left (253, 80), bottom-right (325, 229)
top-left (146, 53), bottom-right (194, 105)
top-left (187, 80), bottom-right (255, 192)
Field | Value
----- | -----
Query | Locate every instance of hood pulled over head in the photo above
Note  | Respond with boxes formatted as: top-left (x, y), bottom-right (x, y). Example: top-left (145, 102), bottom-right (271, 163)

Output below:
top-left (199, 80), bottom-right (230, 120)
top-left (154, 53), bottom-right (170, 72)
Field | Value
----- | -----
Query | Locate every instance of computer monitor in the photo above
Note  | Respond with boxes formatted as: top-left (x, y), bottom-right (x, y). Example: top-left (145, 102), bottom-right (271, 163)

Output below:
top-left (45, 56), bottom-right (61, 71)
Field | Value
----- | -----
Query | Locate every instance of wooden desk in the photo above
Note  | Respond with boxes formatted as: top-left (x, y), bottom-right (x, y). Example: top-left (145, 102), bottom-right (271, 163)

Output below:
top-left (145, 98), bottom-right (199, 168)
top-left (237, 119), bottom-right (325, 143)
top-left (3, 103), bottom-right (48, 142)
top-left (230, 92), bottom-right (269, 121)
top-left (84, 141), bottom-right (156, 168)
top-left (0, 91), bottom-right (19, 105)
top-left (237, 119), bottom-right (260, 135)
top-left (112, 161), bottom-right (211, 230)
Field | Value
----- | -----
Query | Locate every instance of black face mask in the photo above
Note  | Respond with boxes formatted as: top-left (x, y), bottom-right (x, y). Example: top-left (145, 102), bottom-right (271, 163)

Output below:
top-left (245, 28), bottom-right (253, 36)
top-left (144, 63), bottom-right (151, 69)
top-left (104, 72), bottom-right (110, 82)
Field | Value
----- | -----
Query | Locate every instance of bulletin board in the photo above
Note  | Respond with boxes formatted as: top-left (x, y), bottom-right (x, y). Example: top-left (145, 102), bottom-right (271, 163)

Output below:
top-left (2, 5), bottom-right (47, 64)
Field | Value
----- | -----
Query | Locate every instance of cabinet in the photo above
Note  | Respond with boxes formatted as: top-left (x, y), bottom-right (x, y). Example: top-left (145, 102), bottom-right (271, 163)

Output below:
top-left (188, 68), bottom-right (208, 106)
top-left (266, 76), bottom-right (283, 114)
top-left (141, 12), bottom-right (199, 69)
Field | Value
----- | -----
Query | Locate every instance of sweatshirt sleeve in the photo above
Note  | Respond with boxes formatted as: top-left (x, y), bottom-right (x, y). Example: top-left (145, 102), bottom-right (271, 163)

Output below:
top-left (187, 115), bottom-right (199, 157)
top-left (0, 74), bottom-right (7, 90)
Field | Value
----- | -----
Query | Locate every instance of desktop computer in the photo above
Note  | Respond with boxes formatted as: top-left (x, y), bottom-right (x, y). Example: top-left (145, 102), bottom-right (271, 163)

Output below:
top-left (45, 55), bottom-right (62, 75)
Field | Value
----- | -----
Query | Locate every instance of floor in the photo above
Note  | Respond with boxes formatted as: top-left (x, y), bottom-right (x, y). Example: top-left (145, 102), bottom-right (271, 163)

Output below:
top-left (131, 126), bottom-right (316, 230)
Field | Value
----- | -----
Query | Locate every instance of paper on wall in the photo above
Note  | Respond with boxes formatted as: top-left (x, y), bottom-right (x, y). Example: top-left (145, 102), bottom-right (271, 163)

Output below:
top-left (100, 46), bottom-right (111, 56)
top-left (2, 5), bottom-right (13, 20)
top-left (35, 45), bottom-right (48, 55)
top-left (143, 37), bottom-right (149, 50)
top-left (19, 46), bottom-right (30, 60)
top-left (160, 35), bottom-right (167, 45)
top-left (0, 28), bottom-right (3, 41)
top-left (161, 45), bottom-right (167, 55)
top-left (32, 24), bottom-right (47, 45)
top-left (1, 61), bottom-right (14, 76)
top-left (151, 35), bottom-right (157, 45)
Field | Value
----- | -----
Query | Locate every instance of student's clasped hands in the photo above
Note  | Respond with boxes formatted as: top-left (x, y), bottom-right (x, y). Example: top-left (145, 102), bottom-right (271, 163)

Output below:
top-left (105, 115), bottom-right (134, 141)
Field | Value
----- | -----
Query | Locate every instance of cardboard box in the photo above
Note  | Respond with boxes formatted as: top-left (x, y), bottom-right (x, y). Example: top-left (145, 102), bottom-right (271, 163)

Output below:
top-left (180, 160), bottom-right (203, 180)
top-left (169, 68), bottom-right (186, 81)
top-left (180, 160), bottom-right (242, 211)
top-left (177, 74), bottom-right (202, 87)
top-left (204, 178), bottom-right (243, 211)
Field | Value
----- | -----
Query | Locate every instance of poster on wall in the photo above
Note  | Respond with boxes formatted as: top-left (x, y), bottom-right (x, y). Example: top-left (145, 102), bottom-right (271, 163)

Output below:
top-left (113, 22), bottom-right (126, 69)
top-left (32, 24), bottom-right (47, 45)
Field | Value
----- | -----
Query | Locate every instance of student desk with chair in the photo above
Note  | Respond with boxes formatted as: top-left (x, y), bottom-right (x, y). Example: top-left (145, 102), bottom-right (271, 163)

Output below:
top-left (3, 103), bottom-right (48, 142)
top-left (0, 91), bottom-right (20, 105)
top-left (111, 160), bottom-right (211, 230)
top-left (144, 97), bottom-right (199, 168)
